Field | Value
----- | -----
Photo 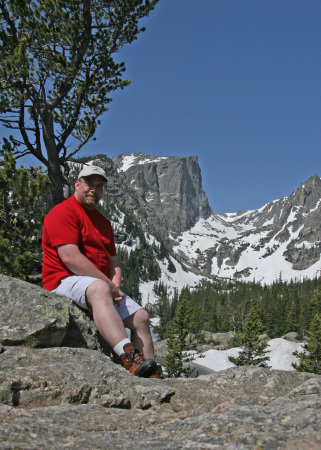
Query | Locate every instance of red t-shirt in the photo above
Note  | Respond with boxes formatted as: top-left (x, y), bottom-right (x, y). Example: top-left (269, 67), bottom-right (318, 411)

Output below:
top-left (42, 195), bottom-right (117, 291)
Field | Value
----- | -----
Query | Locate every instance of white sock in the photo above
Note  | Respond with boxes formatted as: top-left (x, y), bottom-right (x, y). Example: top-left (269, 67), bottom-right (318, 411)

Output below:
top-left (113, 338), bottom-right (132, 356)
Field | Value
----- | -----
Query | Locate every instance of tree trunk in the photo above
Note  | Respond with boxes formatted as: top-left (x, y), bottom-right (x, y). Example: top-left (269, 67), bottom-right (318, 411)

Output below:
top-left (48, 160), bottom-right (66, 206)
top-left (41, 108), bottom-right (66, 205)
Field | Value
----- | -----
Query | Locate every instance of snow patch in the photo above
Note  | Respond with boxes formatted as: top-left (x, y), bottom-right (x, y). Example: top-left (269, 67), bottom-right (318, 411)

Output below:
top-left (193, 338), bottom-right (304, 372)
top-left (117, 154), bottom-right (169, 172)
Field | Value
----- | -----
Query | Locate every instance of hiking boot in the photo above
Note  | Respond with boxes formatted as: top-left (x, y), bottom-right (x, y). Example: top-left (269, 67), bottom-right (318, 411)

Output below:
top-left (150, 364), bottom-right (163, 379)
top-left (120, 343), bottom-right (157, 378)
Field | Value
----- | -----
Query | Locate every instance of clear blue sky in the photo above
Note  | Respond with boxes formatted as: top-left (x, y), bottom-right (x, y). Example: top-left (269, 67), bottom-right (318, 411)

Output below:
top-left (31, 1), bottom-right (321, 213)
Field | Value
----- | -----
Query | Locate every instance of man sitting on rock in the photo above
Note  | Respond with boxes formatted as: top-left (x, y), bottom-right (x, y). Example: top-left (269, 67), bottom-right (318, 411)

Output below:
top-left (42, 165), bottom-right (161, 379)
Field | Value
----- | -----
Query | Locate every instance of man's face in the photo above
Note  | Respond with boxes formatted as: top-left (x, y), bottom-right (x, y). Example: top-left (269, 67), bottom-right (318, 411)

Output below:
top-left (74, 175), bottom-right (106, 209)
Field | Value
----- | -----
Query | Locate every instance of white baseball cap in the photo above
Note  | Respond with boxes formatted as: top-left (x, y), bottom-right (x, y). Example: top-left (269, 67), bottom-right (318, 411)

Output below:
top-left (78, 165), bottom-right (107, 181)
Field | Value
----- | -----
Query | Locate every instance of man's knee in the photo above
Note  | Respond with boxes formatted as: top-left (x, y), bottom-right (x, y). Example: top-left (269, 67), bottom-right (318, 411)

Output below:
top-left (85, 279), bottom-right (113, 307)
top-left (135, 308), bottom-right (150, 324)
top-left (123, 307), bottom-right (150, 330)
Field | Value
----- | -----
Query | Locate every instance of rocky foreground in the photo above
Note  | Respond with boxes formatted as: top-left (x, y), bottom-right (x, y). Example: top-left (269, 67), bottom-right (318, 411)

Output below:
top-left (1, 274), bottom-right (321, 449)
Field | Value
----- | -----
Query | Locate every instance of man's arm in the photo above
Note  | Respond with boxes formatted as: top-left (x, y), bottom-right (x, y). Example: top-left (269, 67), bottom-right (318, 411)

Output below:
top-left (56, 244), bottom-right (124, 301)
top-left (109, 255), bottom-right (122, 288)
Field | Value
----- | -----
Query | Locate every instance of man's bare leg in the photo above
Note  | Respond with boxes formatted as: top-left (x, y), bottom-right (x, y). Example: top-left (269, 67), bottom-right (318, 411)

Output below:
top-left (85, 280), bottom-right (128, 348)
top-left (85, 280), bottom-right (157, 377)
top-left (123, 308), bottom-right (155, 359)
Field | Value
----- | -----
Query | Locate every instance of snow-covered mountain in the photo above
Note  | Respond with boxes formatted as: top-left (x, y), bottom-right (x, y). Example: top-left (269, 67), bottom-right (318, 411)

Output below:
top-left (69, 153), bottom-right (321, 305)
top-left (113, 153), bottom-right (321, 286)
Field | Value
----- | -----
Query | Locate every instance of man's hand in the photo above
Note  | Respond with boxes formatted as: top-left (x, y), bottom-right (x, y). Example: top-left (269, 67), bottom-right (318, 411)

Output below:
top-left (108, 256), bottom-right (124, 307)
top-left (111, 284), bottom-right (125, 307)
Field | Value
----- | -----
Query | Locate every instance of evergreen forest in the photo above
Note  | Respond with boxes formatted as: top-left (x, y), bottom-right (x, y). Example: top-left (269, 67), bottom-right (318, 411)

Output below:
top-left (149, 276), bottom-right (321, 342)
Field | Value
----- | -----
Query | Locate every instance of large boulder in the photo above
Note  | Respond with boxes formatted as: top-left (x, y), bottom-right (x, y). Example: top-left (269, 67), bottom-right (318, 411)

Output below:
top-left (282, 331), bottom-right (301, 342)
top-left (200, 331), bottom-right (235, 350)
top-left (0, 275), bottom-right (69, 347)
top-left (0, 346), bottom-right (174, 410)
top-left (0, 275), bottom-right (112, 355)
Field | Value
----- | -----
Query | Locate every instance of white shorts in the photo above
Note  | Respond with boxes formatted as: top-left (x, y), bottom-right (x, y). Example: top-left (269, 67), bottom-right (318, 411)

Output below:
top-left (52, 275), bottom-right (142, 321)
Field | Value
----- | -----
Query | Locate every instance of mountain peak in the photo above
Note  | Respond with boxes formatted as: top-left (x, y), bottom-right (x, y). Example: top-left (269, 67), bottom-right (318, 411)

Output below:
top-left (112, 153), bottom-right (212, 237)
top-left (291, 173), bottom-right (321, 208)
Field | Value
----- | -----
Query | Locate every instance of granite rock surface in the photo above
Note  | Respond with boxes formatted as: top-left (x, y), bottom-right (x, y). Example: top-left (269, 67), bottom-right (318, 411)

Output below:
top-left (1, 275), bottom-right (321, 448)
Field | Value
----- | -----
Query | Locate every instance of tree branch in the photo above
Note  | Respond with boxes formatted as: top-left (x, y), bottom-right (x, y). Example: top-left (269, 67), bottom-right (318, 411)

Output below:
top-left (0, 1), bottom-right (18, 42)
top-left (48, 0), bottom-right (92, 110)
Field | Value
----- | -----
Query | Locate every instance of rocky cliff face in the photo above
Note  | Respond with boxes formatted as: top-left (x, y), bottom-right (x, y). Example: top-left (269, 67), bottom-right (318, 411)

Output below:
top-left (112, 153), bottom-right (213, 237)
top-left (1, 275), bottom-right (321, 448)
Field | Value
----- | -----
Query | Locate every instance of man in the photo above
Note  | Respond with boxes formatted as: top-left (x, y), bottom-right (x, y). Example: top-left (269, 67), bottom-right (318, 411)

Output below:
top-left (42, 165), bottom-right (161, 378)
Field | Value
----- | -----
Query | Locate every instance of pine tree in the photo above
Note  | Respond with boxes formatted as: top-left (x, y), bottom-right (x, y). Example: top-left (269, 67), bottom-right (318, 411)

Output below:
top-left (292, 313), bottom-right (321, 374)
top-left (0, 152), bottom-right (50, 279)
top-left (152, 285), bottom-right (171, 340)
top-left (164, 295), bottom-right (203, 378)
top-left (167, 258), bottom-right (176, 273)
top-left (228, 307), bottom-right (271, 368)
